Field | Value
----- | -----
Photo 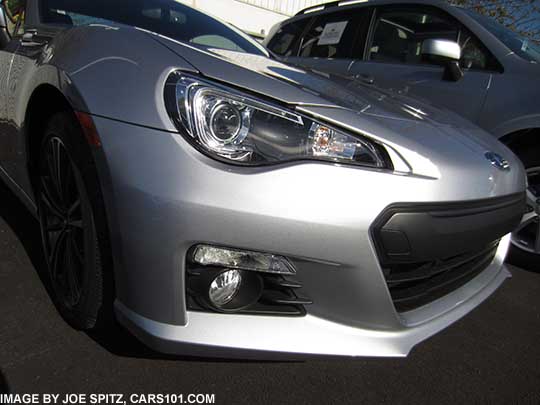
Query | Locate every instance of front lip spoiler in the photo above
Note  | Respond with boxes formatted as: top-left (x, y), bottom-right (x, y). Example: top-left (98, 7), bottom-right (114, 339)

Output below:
top-left (114, 236), bottom-right (511, 359)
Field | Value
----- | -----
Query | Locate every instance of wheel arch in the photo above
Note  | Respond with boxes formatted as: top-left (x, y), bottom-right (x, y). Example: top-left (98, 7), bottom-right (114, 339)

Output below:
top-left (24, 84), bottom-right (119, 316)
top-left (24, 83), bottom-right (77, 187)
top-left (499, 128), bottom-right (540, 156)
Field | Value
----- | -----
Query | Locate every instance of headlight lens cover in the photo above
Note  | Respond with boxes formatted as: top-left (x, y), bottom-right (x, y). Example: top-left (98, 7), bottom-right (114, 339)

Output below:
top-left (166, 73), bottom-right (390, 168)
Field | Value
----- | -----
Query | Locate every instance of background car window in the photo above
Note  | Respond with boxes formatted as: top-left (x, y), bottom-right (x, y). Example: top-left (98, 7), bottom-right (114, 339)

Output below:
top-left (370, 9), bottom-right (459, 64)
top-left (40, 0), bottom-right (267, 55)
top-left (3, 0), bottom-right (25, 36)
top-left (458, 26), bottom-right (493, 69)
top-left (267, 18), bottom-right (310, 57)
top-left (370, 6), bottom-right (498, 70)
top-left (464, 8), bottom-right (540, 64)
top-left (298, 10), bottom-right (370, 59)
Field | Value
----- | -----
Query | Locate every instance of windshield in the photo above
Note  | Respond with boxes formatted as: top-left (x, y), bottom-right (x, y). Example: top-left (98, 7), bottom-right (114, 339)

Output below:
top-left (464, 8), bottom-right (540, 63)
top-left (40, 0), bottom-right (268, 56)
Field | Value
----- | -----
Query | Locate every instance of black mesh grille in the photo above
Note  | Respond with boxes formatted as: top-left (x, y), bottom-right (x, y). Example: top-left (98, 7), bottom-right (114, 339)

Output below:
top-left (384, 241), bottom-right (499, 312)
top-left (371, 194), bottom-right (524, 313)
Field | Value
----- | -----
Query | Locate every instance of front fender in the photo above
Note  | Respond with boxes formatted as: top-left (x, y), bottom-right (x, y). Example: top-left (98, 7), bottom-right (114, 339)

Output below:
top-left (43, 25), bottom-right (198, 132)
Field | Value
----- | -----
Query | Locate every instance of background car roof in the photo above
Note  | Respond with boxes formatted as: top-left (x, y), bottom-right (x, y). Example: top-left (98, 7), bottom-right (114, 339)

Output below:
top-left (296, 0), bottom-right (452, 17)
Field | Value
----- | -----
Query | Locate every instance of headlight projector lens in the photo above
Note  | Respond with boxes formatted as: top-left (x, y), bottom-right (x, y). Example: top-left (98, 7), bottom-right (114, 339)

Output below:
top-left (209, 103), bottom-right (242, 143)
top-left (209, 269), bottom-right (242, 307)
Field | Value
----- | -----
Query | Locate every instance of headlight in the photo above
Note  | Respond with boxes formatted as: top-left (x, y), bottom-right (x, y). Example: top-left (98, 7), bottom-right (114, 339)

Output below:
top-left (165, 72), bottom-right (390, 168)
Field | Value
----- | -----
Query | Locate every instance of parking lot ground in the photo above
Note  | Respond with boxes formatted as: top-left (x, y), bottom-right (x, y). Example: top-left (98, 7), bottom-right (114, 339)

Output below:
top-left (1, 179), bottom-right (540, 404)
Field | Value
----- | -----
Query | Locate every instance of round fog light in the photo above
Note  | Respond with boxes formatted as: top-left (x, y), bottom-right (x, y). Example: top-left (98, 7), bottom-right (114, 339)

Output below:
top-left (209, 269), bottom-right (242, 307)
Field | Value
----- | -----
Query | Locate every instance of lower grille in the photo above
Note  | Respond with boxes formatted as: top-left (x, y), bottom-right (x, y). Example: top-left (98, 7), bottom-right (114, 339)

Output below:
top-left (384, 241), bottom-right (499, 312)
top-left (371, 194), bottom-right (524, 313)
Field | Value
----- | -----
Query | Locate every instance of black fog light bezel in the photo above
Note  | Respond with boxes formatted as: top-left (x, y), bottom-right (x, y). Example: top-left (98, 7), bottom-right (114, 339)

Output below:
top-left (186, 245), bottom-right (312, 317)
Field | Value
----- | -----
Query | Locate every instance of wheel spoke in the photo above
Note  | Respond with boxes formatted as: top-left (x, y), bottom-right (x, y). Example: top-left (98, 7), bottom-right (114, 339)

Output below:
top-left (535, 219), bottom-right (540, 253)
top-left (49, 230), bottom-right (68, 280)
top-left (40, 178), bottom-right (66, 218)
top-left (68, 199), bottom-right (81, 216)
top-left (65, 236), bottom-right (81, 304)
top-left (47, 138), bottom-right (74, 209)
top-left (508, 168), bottom-right (540, 255)
top-left (45, 142), bottom-right (60, 202)
top-left (69, 220), bottom-right (84, 229)
top-left (52, 138), bottom-right (64, 204)
top-left (518, 212), bottom-right (538, 229)
top-left (39, 135), bottom-right (88, 308)
top-left (62, 161), bottom-right (75, 209)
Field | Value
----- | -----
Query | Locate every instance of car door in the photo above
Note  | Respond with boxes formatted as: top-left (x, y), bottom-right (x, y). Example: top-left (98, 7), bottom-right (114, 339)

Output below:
top-left (0, 0), bottom-right (26, 188)
top-left (1, 0), bottom-right (55, 196)
top-left (269, 8), bottom-right (373, 76)
top-left (348, 4), bottom-right (500, 124)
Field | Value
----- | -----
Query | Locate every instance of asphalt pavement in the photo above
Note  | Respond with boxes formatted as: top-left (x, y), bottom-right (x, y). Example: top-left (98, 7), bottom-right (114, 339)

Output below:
top-left (1, 178), bottom-right (540, 404)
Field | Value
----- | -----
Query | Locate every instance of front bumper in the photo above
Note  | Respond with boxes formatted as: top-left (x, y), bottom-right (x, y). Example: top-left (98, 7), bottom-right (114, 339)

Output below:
top-left (92, 117), bottom-right (521, 357)
top-left (116, 239), bottom-right (510, 358)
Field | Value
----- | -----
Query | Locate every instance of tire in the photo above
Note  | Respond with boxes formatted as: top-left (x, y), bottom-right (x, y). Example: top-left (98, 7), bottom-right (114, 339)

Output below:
top-left (36, 111), bottom-right (114, 329)
top-left (508, 145), bottom-right (540, 272)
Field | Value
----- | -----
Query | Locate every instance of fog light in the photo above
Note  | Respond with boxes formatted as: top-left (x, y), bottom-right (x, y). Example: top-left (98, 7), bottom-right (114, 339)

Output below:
top-left (192, 245), bottom-right (296, 274)
top-left (209, 269), bottom-right (242, 307)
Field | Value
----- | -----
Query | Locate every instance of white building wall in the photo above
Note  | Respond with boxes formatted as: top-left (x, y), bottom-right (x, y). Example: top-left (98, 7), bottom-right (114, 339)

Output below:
top-left (178, 0), bottom-right (332, 37)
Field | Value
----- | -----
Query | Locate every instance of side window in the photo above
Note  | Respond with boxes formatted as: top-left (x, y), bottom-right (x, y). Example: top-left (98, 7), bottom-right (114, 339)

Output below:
top-left (3, 0), bottom-right (26, 36)
top-left (370, 8), bottom-right (458, 64)
top-left (369, 6), bottom-right (498, 70)
top-left (458, 27), bottom-right (498, 70)
top-left (298, 10), bottom-right (370, 59)
top-left (267, 18), bottom-right (310, 57)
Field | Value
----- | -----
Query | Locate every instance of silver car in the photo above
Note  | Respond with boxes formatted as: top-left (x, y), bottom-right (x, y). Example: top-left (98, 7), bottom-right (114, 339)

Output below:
top-left (0, 0), bottom-right (527, 357)
top-left (265, 0), bottom-right (540, 269)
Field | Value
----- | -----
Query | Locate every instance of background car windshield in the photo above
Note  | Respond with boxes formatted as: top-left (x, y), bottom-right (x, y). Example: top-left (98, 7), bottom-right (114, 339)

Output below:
top-left (40, 0), bottom-right (267, 55)
top-left (464, 9), bottom-right (540, 63)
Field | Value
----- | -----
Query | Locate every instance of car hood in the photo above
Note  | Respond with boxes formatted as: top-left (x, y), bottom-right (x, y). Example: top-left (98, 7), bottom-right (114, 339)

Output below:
top-left (154, 38), bottom-right (473, 128)
top-left (154, 36), bottom-right (525, 190)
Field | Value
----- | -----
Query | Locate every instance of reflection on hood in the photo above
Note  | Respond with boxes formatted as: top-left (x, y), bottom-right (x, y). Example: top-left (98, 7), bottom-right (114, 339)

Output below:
top-left (204, 48), bottom-right (476, 128)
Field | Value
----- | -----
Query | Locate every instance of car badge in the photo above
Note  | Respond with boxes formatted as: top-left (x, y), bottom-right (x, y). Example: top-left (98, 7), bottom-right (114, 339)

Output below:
top-left (485, 152), bottom-right (510, 171)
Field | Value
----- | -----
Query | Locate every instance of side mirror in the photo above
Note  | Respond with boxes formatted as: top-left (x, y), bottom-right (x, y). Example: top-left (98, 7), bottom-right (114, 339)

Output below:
top-left (421, 39), bottom-right (464, 82)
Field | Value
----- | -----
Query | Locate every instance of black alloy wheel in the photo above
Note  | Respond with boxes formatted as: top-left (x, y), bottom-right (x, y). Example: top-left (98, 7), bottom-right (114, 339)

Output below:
top-left (36, 112), bottom-right (113, 330)
top-left (511, 167), bottom-right (540, 259)
top-left (39, 135), bottom-right (87, 309)
top-left (508, 140), bottom-right (540, 272)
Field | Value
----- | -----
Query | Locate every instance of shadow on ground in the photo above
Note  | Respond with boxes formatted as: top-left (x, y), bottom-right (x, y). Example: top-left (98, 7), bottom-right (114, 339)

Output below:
top-left (0, 181), bottom-right (47, 288)
top-left (0, 180), bottom-right (158, 359)
top-left (0, 369), bottom-right (9, 394)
